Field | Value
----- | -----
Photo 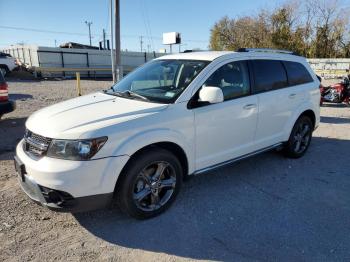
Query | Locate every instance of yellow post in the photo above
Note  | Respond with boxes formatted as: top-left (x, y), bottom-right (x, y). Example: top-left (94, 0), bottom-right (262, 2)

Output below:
top-left (76, 72), bottom-right (81, 96)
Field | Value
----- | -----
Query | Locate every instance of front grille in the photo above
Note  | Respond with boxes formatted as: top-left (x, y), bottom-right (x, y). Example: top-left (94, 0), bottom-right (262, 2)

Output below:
top-left (23, 129), bottom-right (52, 159)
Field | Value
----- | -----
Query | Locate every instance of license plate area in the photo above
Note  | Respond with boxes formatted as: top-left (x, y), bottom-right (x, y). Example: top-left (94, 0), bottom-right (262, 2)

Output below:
top-left (14, 156), bottom-right (26, 182)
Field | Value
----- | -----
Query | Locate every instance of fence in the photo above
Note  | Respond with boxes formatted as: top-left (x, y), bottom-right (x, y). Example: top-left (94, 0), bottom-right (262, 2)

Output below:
top-left (308, 59), bottom-right (350, 79)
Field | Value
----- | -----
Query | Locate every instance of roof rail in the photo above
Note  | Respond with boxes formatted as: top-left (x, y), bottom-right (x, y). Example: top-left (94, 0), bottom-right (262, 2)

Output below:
top-left (182, 49), bottom-right (205, 53)
top-left (237, 48), bottom-right (299, 56)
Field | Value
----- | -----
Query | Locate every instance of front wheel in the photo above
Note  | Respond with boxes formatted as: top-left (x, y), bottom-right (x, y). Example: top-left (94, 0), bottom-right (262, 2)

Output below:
top-left (116, 148), bottom-right (183, 219)
top-left (283, 116), bottom-right (313, 158)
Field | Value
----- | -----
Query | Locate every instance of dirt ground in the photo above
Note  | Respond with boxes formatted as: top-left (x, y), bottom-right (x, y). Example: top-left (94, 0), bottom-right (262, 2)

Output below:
top-left (1, 79), bottom-right (350, 261)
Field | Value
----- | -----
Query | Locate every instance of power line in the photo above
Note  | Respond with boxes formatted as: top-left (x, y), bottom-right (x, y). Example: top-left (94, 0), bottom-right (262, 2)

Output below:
top-left (0, 25), bottom-right (209, 44)
top-left (0, 25), bottom-right (88, 36)
top-left (139, 0), bottom-right (154, 51)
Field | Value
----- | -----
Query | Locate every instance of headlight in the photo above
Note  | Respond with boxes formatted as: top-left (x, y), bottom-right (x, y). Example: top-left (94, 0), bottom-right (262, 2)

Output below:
top-left (47, 137), bottom-right (108, 160)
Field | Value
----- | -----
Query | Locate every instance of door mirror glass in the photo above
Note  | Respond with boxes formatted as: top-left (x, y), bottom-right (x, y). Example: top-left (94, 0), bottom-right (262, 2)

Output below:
top-left (199, 86), bottom-right (224, 104)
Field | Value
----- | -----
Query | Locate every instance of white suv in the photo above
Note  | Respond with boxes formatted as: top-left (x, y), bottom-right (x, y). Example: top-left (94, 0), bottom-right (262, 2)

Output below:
top-left (15, 49), bottom-right (320, 219)
top-left (0, 52), bottom-right (17, 76)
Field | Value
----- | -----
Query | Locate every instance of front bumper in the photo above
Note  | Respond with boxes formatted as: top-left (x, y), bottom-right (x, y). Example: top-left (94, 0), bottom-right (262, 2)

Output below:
top-left (14, 157), bottom-right (113, 212)
top-left (15, 139), bottom-right (129, 212)
top-left (0, 100), bottom-right (16, 115)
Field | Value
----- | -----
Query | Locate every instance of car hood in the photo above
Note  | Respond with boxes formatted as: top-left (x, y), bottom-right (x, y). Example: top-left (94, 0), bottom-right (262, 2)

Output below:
top-left (26, 92), bottom-right (168, 139)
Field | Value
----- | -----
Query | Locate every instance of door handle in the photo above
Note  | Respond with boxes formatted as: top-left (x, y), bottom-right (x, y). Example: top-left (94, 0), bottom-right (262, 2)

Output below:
top-left (243, 104), bottom-right (257, 110)
top-left (289, 94), bottom-right (296, 99)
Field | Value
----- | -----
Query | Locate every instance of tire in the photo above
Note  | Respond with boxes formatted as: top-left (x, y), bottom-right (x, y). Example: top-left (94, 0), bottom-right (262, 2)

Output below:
top-left (283, 116), bottom-right (313, 158)
top-left (116, 147), bottom-right (183, 219)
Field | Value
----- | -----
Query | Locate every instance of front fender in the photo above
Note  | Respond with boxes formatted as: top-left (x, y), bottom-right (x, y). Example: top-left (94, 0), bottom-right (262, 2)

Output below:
top-left (112, 128), bottom-right (195, 174)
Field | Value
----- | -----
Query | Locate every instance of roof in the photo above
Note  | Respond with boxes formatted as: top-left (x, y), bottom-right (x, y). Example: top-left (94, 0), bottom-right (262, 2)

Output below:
top-left (156, 51), bottom-right (235, 61)
top-left (156, 49), bottom-right (307, 62)
top-left (59, 42), bottom-right (100, 50)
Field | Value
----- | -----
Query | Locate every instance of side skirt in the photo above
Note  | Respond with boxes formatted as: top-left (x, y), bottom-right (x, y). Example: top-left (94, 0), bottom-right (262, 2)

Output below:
top-left (193, 143), bottom-right (284, 175)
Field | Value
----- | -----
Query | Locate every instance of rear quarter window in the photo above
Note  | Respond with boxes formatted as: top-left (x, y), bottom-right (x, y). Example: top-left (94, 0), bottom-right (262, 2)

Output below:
top-left (283, 61), bottom-right (313, 86)
top-left (251, 60), bottom-right (288, 93)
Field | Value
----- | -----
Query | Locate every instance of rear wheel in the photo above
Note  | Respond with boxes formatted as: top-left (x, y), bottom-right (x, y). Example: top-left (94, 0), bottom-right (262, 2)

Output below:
top-left (283, 116), bottom-right (313, 158)
top-left (0, 66), bottom-right (8, 77)
top-left (116, 148), bottom-right (183, 219)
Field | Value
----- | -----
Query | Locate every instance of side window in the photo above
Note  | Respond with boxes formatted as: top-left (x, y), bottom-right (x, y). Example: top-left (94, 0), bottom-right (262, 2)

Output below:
top-left (284, 61), bottom-right (313, 86)
top-left (203, 61), bottom-right (250, 101)
top-left (251, 60), bottom-right (288, 93)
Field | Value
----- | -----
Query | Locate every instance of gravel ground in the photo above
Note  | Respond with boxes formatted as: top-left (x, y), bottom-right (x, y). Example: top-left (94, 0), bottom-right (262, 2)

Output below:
top-left (1, 79), bottom-right (350, 261)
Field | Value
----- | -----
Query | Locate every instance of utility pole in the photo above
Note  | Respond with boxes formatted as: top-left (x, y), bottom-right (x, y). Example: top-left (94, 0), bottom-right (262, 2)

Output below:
top-left (140, 36), bottom-right (143, 53)
top-left (54, 39), bottom-right (57, 47)
top-left (179, 44), bottom-right (186, 53)
top-left (102, 29), bottom-right (106, 49)
top-left (85, 21), bottom-right (93, 46)
top-left (114, 0), bottom-right (121, 82)
top-left (110, 0), bottom-right (116, 82)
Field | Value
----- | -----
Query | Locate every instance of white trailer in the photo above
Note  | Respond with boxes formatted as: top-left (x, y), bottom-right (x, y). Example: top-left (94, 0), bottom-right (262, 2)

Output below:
top-left (2, 45), bottom-right (164, 78)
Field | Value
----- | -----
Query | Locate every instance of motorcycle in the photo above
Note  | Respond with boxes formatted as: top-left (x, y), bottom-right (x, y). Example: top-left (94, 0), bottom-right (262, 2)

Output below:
top-left (319, 73), bottom-right (350, 106)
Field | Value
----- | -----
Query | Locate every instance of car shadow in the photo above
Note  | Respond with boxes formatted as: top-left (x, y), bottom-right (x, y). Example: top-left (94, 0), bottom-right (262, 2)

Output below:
top-left (0, 117), bottom-right (26, 160)
top-left (74, 137), bottom-right (350, 261)
top-left (321, 116), bottom-right (350, 124)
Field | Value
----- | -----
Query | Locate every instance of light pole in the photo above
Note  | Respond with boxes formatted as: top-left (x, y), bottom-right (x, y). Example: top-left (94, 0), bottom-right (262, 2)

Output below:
top-left (110, 0), bottom-right (121, 82)
top-left (110, 0), bottom-right (116, 82)
top-left (85, 21), bottom-right (93, 46)
top-left (114, 0), bottom-right (121, 82)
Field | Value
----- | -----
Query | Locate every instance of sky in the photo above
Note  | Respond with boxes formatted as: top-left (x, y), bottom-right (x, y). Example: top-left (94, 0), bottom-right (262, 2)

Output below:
top-left (0, 0), bottom-right (346, 52)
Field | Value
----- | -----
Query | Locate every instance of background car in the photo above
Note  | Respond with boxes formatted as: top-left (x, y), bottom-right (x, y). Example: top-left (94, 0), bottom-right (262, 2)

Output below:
top-left (0, 71), bottom-right (15, 119)
top-left (0, 52), bottom-right (17, 76)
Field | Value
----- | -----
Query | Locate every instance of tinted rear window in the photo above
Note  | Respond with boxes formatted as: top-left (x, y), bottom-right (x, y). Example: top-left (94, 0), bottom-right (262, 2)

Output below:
top-left (284, 61), bottom-right (313, 86)
top-left (251, 60), bottom-right (288, 93)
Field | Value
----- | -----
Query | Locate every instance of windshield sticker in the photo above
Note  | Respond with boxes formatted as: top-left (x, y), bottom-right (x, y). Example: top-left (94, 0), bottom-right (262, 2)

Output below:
top-left (165, 92), bottom-right (176, 98)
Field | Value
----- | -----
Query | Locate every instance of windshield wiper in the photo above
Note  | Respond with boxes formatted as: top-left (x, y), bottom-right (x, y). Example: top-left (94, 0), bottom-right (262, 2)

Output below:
top-left (122, 90), bottom-right (150, 101)
top-left (103, 89), bottom-right (125, 98)
top-left (104, 89), bottom-right (150, 102)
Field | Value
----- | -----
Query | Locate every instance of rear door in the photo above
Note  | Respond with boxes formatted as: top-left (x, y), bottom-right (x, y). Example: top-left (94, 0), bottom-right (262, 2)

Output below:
top-left (251, 59), bottom-right (305, 149)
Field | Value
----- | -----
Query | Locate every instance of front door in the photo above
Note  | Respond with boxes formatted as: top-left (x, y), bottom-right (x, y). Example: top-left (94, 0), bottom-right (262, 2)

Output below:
top-left (193, 61), bottom-right (258, 171)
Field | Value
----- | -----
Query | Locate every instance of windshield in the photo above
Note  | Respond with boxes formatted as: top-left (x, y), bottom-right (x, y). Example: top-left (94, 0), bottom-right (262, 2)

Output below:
top-left (107, 59), bottom-right (209, 103)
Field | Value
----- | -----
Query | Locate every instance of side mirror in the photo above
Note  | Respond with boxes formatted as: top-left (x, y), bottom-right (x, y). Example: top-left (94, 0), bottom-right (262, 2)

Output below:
top-left (199, 86), bottom-right (224, 104)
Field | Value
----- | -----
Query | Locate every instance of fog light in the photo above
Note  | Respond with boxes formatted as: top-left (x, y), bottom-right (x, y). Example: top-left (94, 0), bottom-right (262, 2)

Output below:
top-left (47, 190), bottom-right (63, 204)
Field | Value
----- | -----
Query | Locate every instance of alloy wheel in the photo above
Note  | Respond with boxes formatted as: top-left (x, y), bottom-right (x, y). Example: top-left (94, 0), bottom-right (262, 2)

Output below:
top-left (293, 122), bottom-right (311, 154)
top-left (133, 161), bottom-right (177, 212)
top-left (0, 68), bottom-right (6, 77)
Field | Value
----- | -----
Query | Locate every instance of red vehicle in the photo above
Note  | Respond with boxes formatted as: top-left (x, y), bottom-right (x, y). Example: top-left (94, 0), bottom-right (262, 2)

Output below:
top-left (319, 73), bottom-right (350, 106)
top-left (0, 72), bottom-right (15, 119)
